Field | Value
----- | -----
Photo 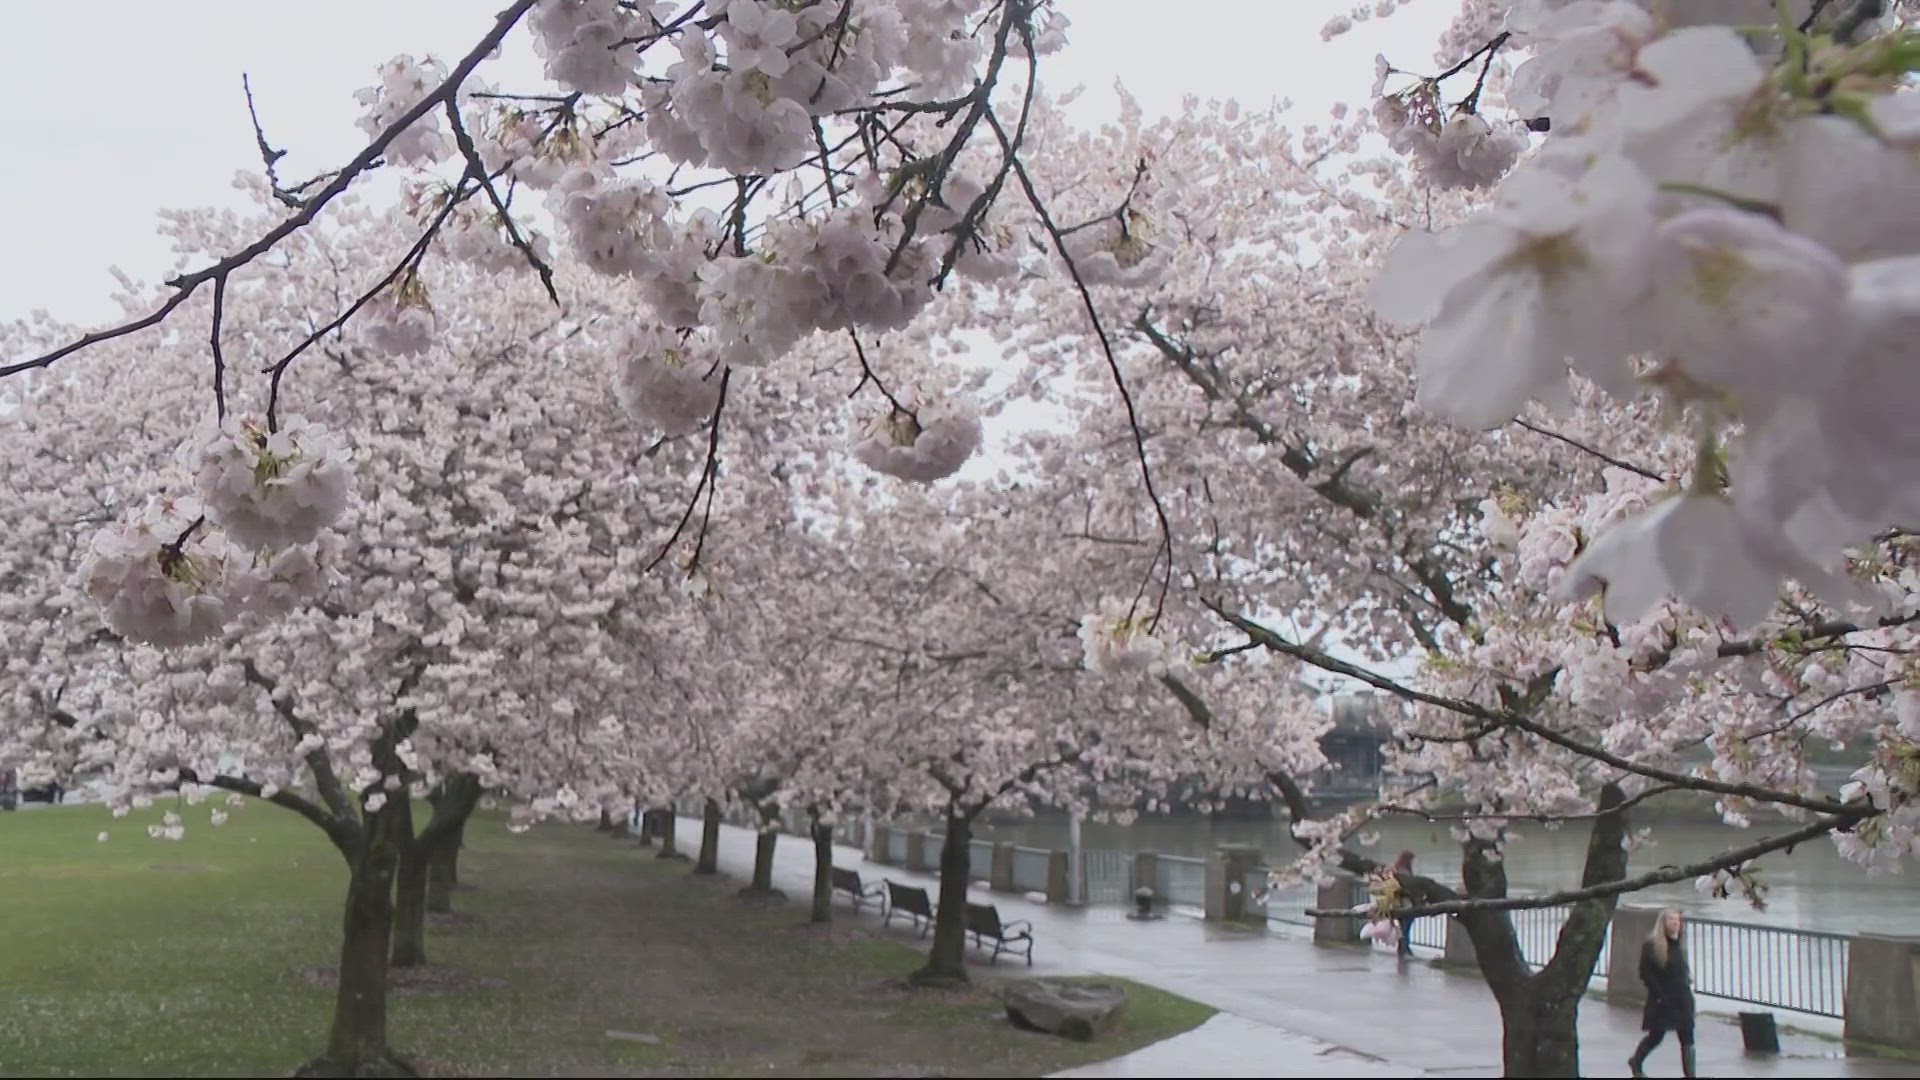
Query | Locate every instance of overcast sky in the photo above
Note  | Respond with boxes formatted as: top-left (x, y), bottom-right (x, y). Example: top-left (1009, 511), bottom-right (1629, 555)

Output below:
top-left (0, 1), bottom-right (1446, 324)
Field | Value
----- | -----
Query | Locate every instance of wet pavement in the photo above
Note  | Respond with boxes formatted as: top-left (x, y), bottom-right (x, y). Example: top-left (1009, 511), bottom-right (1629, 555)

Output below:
top-left (669, 817), bottom-right (1919, 1078)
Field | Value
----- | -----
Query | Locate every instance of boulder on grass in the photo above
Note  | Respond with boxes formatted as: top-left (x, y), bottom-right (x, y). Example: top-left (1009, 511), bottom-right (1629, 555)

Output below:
top-left (1003, 978), bottom-right (1126, 1041)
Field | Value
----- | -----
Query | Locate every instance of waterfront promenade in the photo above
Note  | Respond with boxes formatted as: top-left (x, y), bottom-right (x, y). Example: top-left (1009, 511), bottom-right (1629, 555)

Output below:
top-left (673, 815), bottom-right (1916, 1078)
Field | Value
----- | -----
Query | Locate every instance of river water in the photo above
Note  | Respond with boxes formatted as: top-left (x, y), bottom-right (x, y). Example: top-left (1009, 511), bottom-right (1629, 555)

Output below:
top-left (972, 809), bottom-right (1919, 937)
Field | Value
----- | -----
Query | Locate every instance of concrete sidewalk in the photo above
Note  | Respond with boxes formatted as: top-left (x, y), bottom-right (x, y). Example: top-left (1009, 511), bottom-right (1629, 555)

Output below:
top-left (666, 817), bottom-right (1914, 1078)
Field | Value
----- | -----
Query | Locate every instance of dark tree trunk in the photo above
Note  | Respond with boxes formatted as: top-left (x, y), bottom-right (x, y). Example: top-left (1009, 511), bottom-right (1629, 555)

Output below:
top-left (295, 800), bottom-right (415, 1077)
top-left (811, 817), bottom-right (834, 923)
top-left (391, 797), bottom-right (428, 969)
top-left (426, 831), bottom-right (458, 915)
top-left (911, 810), bottom-right (971, 986)
top-left (655, 805), bottom-right (687, 860)
top-left (738, 827), bottom-right (784, 899)
top-left (610, 803), bottom-right (634, 839)
top-left (694, 798), bottom-right (722, 875)
top-left (1494, 990), bottom-right (1583, 1078)
top-left (594, 806), bottom-right (614, 832)
top-left (637, 808), bottom-right (657, 846)
top-left (399, 776), bottom-right (482, 960)
top-left (1461, 783), bottom-right (1629, 1078)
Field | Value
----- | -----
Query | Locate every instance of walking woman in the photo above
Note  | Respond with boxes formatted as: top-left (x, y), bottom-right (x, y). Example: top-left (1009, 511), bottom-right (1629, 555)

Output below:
top-left (1630, 908), bottom-right (1696, 1078)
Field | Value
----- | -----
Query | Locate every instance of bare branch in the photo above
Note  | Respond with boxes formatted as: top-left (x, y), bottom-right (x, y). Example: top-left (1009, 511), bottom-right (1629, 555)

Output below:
top-left (443, 96), bottom-right (563, 304)
top-left (1, 0), bottom-right (542, 382)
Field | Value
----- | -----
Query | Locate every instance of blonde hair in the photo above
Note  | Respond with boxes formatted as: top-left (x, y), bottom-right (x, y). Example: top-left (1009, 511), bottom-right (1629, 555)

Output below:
top-left (1647, 907), bottom-right (1683, 967)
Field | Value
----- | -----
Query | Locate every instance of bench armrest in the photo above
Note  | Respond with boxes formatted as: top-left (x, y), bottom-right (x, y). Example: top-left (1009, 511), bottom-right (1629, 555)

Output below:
top-left (1001, 919), bottom-right (1034, 936)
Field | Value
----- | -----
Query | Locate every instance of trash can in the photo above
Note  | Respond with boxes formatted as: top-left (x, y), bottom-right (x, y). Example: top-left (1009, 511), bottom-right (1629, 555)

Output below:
top-left (1738, 1011), bottom-right (1780, 1053)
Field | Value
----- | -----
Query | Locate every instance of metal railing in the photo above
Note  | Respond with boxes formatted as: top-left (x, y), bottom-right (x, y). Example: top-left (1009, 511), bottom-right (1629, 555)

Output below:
top-left (865, 829), bottom-right (1854, 1021)
top-left (1510, 905), bottom-right (1584, 971)
top-left (1156, 854), bottom-right (1207, 909)
top-left (1405, 911), bottom-right (1447, 952)
top-left (1260, 879), bottom-right (1321, 929)
top-left (1684, 916), bottom-right (1848, 1018)
top-left (1084, 847), bottom-right (1133, 905)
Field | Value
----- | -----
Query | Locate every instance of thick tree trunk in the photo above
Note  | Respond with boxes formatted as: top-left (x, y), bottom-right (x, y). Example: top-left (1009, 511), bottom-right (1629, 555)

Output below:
top-left (655, 805), bottom-right (687, 860)
top-left (911, 811), bottom-right (971, 986)
top-left (694, 798), bottom-right (722, 875)
top-left (400, 776), bottom-right (483, 958)
top-left (594, 806), bottom-right (614, 831)
top-left (391, 796), bottom-right (428, 969)
top-left (810, 818), bottom-right (834, 924)
top-left (739, 827), bottom-right (784, 899)
top-left (296, 802), bottom-right (414, 1077)
top-left (610, 802), bottom-right (634, 839)
top-left (1460, 783), bottom-right (1630, 1078)
top-left (425, 831), bottom-right (458, 915)
top-left (446, 816), bottom-right (467, 885)
top-left (1495, 989), bottom-right (1583, 1078)
top-left (637, 808), bottom-right (657, 846)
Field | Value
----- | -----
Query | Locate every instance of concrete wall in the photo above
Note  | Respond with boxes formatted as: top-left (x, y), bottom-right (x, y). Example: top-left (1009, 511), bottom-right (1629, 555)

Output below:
top-left (1845, 935), bottom-right (1920, 1050)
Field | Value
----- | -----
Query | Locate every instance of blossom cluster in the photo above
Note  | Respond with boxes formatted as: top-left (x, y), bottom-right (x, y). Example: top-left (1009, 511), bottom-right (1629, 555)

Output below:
top-left (80, 415), bottom-right (353, 649)
top-left (1373, 3), bottom-right (1920, 631)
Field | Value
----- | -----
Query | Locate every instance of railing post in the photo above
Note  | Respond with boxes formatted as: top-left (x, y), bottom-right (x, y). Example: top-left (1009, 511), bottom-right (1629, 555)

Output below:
top-left (1205, 845), bottom-right (1263, 923)
top-left (870, 824), bottom-right (894, 866)
top-left (990, 842), bottom-right (1015, 892)
top-left (1067, 811), bottom-right (1085, 905)
top-left (1045, 849), bottom-right (1071, 903)
top-left (1607, 906), bottom-right (1662, 1010)
top-left (1845, 934), bottom-right (1920, 1050)
top-left (1312, 874), bottom-right (1365, 946)
top-left (1442, 916), bottom-right (1478, 970)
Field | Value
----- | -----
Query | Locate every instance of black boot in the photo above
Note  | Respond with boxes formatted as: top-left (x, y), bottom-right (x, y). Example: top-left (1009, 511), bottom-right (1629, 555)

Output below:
top-left (1627, 1033), bottom-right (1658, 1078)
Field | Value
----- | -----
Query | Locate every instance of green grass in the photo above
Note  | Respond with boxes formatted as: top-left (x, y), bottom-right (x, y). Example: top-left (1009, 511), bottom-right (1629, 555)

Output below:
top-left (0, 802), bottom-right (1212, 1077)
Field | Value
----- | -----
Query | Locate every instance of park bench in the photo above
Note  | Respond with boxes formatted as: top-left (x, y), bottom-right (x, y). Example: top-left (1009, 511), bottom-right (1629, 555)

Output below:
top-left (831, 866), bottom-right (885, 913)
top-left (883, 880), bottom-right (934, 936)
top-left (966, 901), bottom-right (1034, 966)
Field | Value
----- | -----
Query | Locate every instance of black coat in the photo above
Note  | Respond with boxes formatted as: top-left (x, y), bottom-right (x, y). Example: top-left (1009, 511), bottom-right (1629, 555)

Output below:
top-left (1639, 938), bottom-right (1696, 1032)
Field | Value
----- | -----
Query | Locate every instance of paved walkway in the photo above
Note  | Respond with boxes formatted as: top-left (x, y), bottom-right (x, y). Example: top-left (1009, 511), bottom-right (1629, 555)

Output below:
top-left (666, 817), bottom-right (1915, 1078)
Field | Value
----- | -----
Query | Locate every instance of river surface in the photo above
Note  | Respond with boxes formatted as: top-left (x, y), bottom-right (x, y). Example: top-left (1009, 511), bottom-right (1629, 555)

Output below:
top-left (971, 809), bottom-right (1919, 937)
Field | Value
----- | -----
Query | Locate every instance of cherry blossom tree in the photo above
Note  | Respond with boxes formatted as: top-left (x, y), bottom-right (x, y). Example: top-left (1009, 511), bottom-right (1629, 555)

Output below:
top-left (952, 5), bottom-right (1920, 1071)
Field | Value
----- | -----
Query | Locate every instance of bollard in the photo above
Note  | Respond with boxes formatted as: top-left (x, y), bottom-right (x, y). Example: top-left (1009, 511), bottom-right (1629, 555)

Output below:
top-left (905, 830), bottom-right (930, 873)
top-left (870, 824), bottom-right (893, 865)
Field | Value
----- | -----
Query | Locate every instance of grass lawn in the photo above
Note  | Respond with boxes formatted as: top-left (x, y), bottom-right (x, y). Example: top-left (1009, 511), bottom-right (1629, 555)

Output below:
top-left (0, 802), bottom-right (1212, 1077)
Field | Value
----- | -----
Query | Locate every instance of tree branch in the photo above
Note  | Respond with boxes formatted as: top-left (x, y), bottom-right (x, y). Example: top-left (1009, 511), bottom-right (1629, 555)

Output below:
top-left (1312, 812), bottom-right (1854, 919)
